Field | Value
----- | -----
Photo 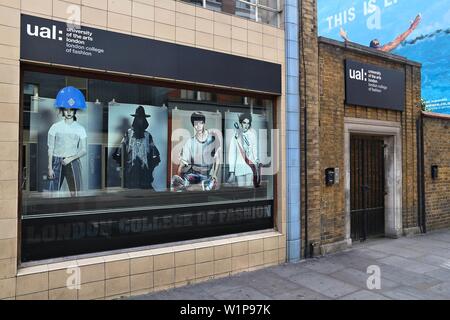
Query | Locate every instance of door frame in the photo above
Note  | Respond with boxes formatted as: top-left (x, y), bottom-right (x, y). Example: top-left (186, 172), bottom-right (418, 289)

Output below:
top-left (344, 117), bottom-right (403, 245)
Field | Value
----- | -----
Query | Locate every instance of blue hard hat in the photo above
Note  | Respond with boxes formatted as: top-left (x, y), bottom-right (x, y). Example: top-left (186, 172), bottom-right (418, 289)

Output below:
top-left (54, 86), bottom-right (87, 110)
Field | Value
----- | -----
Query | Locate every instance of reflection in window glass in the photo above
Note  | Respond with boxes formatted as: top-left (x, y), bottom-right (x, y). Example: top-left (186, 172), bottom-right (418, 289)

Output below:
top-left (179, 0), bottom-right (280, 27)
top-left (21, 70), bottom-right (277, 261)
top-left (180, 0), bottom-right (204, 6)
top-left (21, 70), bottom-right (275, 217)
top-left (258, 0), bottom-right (278, 10)
top-left (206, 0), bottom-right (223, 11)
top-left (235, 0), bottom-right (256, 21)
top-left (179, 0), bottom-right (223, 11)
top-left (258, 7), bottom-right (279, 26)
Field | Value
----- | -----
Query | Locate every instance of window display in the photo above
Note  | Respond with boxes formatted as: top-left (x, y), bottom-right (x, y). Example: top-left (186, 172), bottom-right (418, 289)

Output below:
top-left (20, 69), bottom-right (276, 261)
top-left (227, 112), bottom-right (264, 188)
top-left (25, 85), bottom-right (103, 198)
top-left (108, 103), bottom-right (167, 191)
top-left (171, 109), bottom-right (222, 192)
top-left (47, 86), bottom-right (88, 197)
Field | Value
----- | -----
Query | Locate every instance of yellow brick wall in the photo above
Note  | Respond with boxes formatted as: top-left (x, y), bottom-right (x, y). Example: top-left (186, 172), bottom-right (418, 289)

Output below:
top-left (0, 0), bottom-right (286, 300)
top-left (299, 0), bottom-right (422, 255)
top-left (316, 41), bottom-right (421, 246)
top-left (299, 0), bottom-right (322, 255)
top-left (423, 114), bottom-right (450, 231)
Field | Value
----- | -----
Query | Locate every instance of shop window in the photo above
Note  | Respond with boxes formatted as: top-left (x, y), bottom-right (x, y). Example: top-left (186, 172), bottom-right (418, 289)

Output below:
top-left (258, 6), bottom-right (279, 26)
top-left (235, 0), bottom-right (281, 27)
top-left (180, 90), bottom-right (214, 101)
top-left (20, 69), bottom-right (276, 262)
top-left (236, 0), bottom-right (257, 21)
top-left (258, 0), bottom-right (278, 10)
top-left (66, 76), bottom-right (88, 98)
top-left (180, 0), bottom-right (281, 27)
top-left (180, 0), bottom-right (223, 12)
top-left (205, 0), bottom-right (223, 11)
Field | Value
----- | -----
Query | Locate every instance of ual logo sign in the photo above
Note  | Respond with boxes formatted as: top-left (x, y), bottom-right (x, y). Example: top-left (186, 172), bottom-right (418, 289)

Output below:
top-left (349, 67), bottom-right (368, 82)
top-left (26, 24), bottom-right (64, 41)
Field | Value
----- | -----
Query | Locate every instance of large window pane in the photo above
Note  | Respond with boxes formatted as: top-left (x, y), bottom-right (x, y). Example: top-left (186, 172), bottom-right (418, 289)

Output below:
top-left (258, 7), bottom-right (279, 26)
top-left (180, 0), bottom-right (204, 6)
top-left (235, 0), bottom-right (256, 21)
top-left (179, 0), bottom-right (281, 28)
top-left (179, 0), bottom-right (223, 11)
top-left (22, 71), bottom-right (275, 216)
top-left (259, 0), bottom-right (279, 10)
top-left (206, 0), bottom-right (223, 11)
top-left (20, 70), bottom-right (276, 261)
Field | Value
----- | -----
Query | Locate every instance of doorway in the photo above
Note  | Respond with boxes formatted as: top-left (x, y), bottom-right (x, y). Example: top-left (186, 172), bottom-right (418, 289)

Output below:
top-left (344, 118), bottom-right (403, 245)
top-left (350, 135), bottom-right (385, 241)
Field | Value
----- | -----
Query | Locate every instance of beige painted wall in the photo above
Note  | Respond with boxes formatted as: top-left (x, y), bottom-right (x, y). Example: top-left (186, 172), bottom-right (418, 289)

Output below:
top-left (0, 0), bottom-right (286, 300)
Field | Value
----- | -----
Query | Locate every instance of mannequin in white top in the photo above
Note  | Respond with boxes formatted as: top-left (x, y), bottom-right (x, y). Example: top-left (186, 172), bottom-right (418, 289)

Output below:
top-left (228, 113), bottom-right (259, 187)
top-left (47, 108), bottom-right (87, 196)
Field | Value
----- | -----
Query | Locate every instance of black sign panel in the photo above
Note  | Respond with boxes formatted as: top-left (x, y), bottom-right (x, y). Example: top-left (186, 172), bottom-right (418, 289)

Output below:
top-left (20, 14), bottom-right (281, 94)
top-left (345, 60), bottom-right (405, 111)
top-left (21, 201), bottom-right (273, 262)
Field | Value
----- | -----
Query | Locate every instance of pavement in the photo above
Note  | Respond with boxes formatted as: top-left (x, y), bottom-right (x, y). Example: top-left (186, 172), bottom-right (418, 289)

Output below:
top-left (129, 229), bottom-right (450, 300)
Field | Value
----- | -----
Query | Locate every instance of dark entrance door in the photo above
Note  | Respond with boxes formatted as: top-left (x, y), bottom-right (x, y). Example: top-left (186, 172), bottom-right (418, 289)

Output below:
top-left (350, 135), bottom-right (385, 241)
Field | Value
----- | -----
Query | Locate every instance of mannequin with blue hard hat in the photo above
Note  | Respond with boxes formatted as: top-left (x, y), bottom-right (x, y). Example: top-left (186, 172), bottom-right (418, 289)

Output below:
top-left (54, 86), bottom-right (88, 110)
top-left (47, 86), bottom-right (88, 197)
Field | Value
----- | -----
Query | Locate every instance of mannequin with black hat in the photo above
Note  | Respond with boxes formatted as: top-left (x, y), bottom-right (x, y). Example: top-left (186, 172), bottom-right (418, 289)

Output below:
top-left (114, 106), bottom-right (161, 189)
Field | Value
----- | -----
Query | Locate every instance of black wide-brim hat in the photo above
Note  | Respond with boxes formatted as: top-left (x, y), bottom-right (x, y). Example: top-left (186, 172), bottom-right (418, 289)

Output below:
top-left (131, 105), bottom-right (151, 118)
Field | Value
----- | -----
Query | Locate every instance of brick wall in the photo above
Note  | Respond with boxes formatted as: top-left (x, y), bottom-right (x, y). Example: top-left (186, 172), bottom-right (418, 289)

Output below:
top-left (299, 0), bottom-right (322, 257)
top-left (300, 0), bottom-right (422, 256)
top-left (318, 40), bottom-right (422, 245)
top-left (423, 113), bottom-right (450, 230)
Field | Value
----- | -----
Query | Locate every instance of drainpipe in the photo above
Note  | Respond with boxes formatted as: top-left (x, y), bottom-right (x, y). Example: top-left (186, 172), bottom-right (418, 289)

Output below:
top-left (285, 0), bottom-right (301, 262)
top-left (416, 114), bottom-right (426, 233)
top-left (299, 0), bottom-right (310, 259)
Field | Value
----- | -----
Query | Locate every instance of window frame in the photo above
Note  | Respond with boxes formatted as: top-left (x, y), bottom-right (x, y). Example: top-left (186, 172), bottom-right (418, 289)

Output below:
top-left (183, 0), bottom-right (283, 27)
top-left (236, 0), bottom-right (283, 27)
top-left (18, 62), bottom-right (280, 262)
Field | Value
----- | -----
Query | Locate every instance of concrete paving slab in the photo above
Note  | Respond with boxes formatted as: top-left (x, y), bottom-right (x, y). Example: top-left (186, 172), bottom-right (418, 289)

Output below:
top-left (246, 271), bottom-right (301, 296)
top-left (428, 282), bottom-right (450, 299)
top-left (330, 267), bottom-right (399, 290)
top-left (415, 255), bottom-right (450, 269)
top-left (370, 244), bottom-right (426, 259)
top-left (339, 290), bottom-right (390, 300)
top-left (323, 253), bottom-right (379, 271)
top-left (426, 232), bottom-right (450, 242)
top-left (266, 262), bottom-right (310, 278)
top-left (382, 286), bottom-right (447, 300)
top-left (350, 247), bottom-right (390, 259)
top-left (379, 265), bottom-right (442, 290)
top-left (406, 246), bottom-right (450, 259)
top-left (273, 287), bottom-right (331, 300)
top-left (303, 258), bottom-right (347, 274)
top-left (425, 269), bottom-right (450, 282)
top-left (212, 287), bottom-right (272, 300)
top-left (288, 271), bottom-right (359, 299)
top-left (199, 279), bottom-right (248, 296)
top-left (411, 238), bottom-right (450, 249)
top-left (377, 256), bottom-right (440, 274)
top-left (144, 288), bottom-right (212, 300)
